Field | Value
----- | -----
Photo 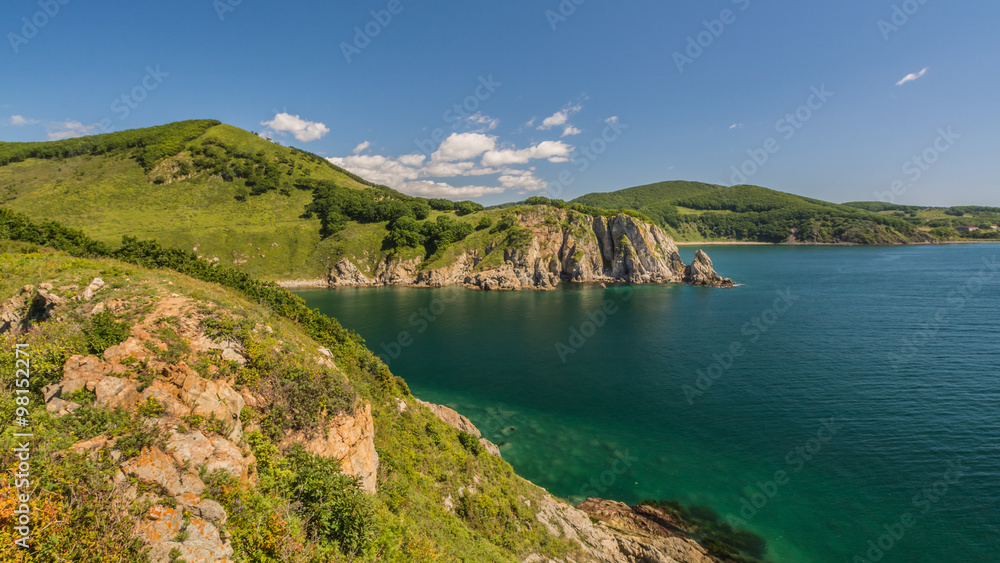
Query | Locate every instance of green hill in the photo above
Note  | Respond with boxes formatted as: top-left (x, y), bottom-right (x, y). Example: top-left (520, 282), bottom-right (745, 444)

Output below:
top-left (0, 121), bottom-right (513, 281)
top-left (572, 181), bottom-right (937, 244)
top-left (842, 202), bottom-right (1000, 241)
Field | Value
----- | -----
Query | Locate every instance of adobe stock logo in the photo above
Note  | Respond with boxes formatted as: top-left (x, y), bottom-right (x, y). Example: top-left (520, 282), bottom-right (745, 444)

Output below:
top-left (7, 0), bottom-right (72, 54)
top-left (878, 0), bottom-right (930, 41)
top-left (729, 85), bottom-right (834, 185)
top-left (672, 0), bottom-right (751, 73)
top-left (340, 0), bottom-right (410, 64)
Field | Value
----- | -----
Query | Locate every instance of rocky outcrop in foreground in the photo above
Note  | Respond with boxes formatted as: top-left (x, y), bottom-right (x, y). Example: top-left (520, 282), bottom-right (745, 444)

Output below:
top-left (322, 208), bottom-right (734, 291)
top-left (534, 497), bottom-right (717, 563)
top-left (28, 290), bottom-right (379, 562)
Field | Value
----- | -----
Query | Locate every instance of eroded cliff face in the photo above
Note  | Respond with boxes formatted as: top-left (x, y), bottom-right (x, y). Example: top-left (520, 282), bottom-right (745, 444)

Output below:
top-left (326, 208), bottom-right (731, 291)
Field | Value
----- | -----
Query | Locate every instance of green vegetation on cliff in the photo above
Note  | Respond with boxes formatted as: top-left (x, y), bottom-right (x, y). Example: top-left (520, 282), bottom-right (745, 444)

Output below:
top-left (572, 181), bottom-right (935, 244)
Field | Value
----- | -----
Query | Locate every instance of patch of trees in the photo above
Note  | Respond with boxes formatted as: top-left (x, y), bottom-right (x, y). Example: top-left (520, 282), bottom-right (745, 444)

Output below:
top-left (0, 119), bottom-right (219, 170)
top-left (426, 198), bottom-right (485, 215)
top-left (301, 180), bottom-right (432, 236)
top-left (385, 215), bottom-right (475, 260)
top-left (661, 207), bottom-right (922, 243)
top-left (186, 141), bottom-right (293, 198)
top-left (844, 202), bottom-right (927, 213)
top-left (946, 206), bottom-right (1000, 217)
top-left (520, 196), bottom-right (653, 223)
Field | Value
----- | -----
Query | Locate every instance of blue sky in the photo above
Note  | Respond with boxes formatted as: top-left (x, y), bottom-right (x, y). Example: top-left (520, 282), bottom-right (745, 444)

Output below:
top-left (2, 0), bottom-right (998, 205)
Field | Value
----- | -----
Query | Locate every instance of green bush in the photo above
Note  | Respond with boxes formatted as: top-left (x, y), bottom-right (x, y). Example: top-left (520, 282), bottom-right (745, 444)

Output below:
top-left (83, 311), bottom-right (131, 354)
top-left (458, 431), bottom-right (482, 456)
top-left (286, 445), bottom-right (376, 556)
top-left (136, 397), bottom-right (167, 418)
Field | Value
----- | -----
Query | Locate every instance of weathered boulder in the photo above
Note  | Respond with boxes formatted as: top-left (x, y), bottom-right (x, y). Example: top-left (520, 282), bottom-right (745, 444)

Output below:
top-left (94, 376), bottom-right (140, 410)
top-left (60, 355), bottom-right (114, 395)
top-left (176, 367), bottom-right (245, 442)
top-left (45, 398), bottom-right (82, 416)
top-left (166, 430), bottom-right (254, 481)
top-left (176, 493), bottom-right (227, 525)
top-left (416, 399), bottom-right (482, 437)
top-left (136, 505), bottom-right (233, 563)
top-left (104, 336), bottom-right (155, 364)
top-left (140, 382), bottom-right (192, 419)
top-left (81, 277), bottom-right (105, 301)
top-left (576, 498), bottom-right (718, 563)
top-left (0, 285), bottom-right (65, 334)
top-left (121, 447), bottom-right (206, 498)
top-left (532, 495), bottom-right (717, 563)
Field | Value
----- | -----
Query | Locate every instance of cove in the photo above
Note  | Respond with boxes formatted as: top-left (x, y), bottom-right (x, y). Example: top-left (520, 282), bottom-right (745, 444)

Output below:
top-left (294, 244), bottom-right (1000, 562)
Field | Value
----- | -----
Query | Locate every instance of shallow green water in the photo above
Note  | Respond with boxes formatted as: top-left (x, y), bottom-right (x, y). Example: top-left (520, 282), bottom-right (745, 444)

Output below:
top-left (294, 244), bottom-right (1000, 562)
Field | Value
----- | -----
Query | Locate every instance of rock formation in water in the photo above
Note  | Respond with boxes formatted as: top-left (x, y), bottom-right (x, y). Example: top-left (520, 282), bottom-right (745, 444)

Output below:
top-left (325, 207), bottom-right (734, 291)
top-left (683, 249), bottom-right (735, 288)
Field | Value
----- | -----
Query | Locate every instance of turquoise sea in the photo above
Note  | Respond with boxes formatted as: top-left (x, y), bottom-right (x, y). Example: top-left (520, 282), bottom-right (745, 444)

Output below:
top-left (294, 244), bottom-right (1000, 562)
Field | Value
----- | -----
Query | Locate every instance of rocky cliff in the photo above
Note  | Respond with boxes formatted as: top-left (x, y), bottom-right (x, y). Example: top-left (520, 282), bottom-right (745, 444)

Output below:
top-left (325, 208), bottom-right (733, 290)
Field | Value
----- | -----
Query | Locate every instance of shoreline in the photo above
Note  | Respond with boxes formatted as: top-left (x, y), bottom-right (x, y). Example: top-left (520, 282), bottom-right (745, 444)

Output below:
top-left (275, 241), bottom-right (997, 288)
top-left (674, 241), bottom-right (772, 246)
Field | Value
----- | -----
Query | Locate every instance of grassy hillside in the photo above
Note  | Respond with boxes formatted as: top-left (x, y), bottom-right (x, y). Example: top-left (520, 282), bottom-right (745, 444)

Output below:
top-left (843, 202), bottom-right (1000, 241)
top-left (1, 122), bottom-right (672, 283)
top-left (0, 217), bottom-right (585, 561)
top-left (572, 181), bottom-right (936, 244)
top-left (0, 121), bottom-right (498, 281)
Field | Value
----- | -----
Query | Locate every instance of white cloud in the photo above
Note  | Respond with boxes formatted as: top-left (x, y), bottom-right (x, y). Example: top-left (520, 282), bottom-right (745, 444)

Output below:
top-left (538, 104), bottom-right (582, 130)
top-left (464, 112), bottom-right (499, 131)
top-left (353, 141), bottom-right (371, 154)
top-left (328, 126), bottom-right (577, 200)
top-left (605, 116), bottom-right (620, 125)
top-left (729, 123), bottom-right (743, 129)
top-left (397, 154), bottom-right (426, 166)
top-left (431, 132), bottom-right (496, 162)
top-left (481, 140), bottom-right (573, 167)
top-left (562, 126), bottom-right (582, 137)
top-left (499, 170), bottom-right (548, 193)
top-left (10, 115), bottom-right (39, 126)
top-left (260, 112), bottom-right (330, 142)
top-left (422, 160), bottom-right (478, 177)
top-left (401, 180), bottom-right (505, 198)
top-left (896, 67), bottom-right (929, 86)
top-left (46, 121), bottom-right (99, 141)
top-left (525, 117), bottom-right (536, 128)
top-left (326, 154), bottom-right (421, 187)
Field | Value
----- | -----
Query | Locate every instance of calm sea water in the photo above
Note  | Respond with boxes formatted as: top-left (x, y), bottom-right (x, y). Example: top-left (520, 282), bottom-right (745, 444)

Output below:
top-left (294, 244), bottom-right (1000, 563)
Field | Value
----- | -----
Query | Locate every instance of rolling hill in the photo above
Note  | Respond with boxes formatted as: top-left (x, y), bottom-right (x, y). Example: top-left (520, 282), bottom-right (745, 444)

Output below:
top-left (0, 121), bottom-right (513, 282)
top-left (571, 181), bottom-right (938, 244)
